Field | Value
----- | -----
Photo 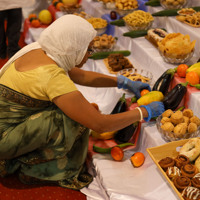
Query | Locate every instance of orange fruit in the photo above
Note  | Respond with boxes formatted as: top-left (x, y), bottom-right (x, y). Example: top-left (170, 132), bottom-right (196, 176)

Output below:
top-left (28, 13), bottom-right (37, 21)
top-left (177, 64), bottom-right (189, 78)
top-left (91, 103), bottom-right (99, 111)
top-left (140, 89), bottom-right (150, 96)
top-left (186, 71), bottom-right (200, 85)
top-left (56, 2), bottom-right (64, 10)
top-left (31, 19), bottom-right (41, 28)
top-left (130, 152), bottom-right (145, 167)
top-left (111, 146), bottom-right (124, 161)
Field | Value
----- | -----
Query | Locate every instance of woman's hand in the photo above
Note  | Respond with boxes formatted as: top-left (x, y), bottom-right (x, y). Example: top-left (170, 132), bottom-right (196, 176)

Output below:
top-left (117, 75), bottom-right (151, 99)
top-left (140, 101), bottom-right (165, 122)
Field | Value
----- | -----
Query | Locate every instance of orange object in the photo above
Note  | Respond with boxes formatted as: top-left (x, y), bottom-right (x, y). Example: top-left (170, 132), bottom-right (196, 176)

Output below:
top-left (186, 71), bottom-right (200, 85)
top-left (130, 152), bottom-right (145, 167)
top-left (31, 19), bottom-right (41, 28)
top-left (28, 13), bottom-right (37, 21)
top-left (90, 103), bottom-right (99, 111)
top-left (52, 0), bottom-right (59, 4)
top-left (177, 64), bottom-right (189, 78)
top-left (140, 89), bottom-right (150, 96)
top-left (111, 146), bottom-right (124, 161)
top-left (56, 2), bottom-right (64, 10)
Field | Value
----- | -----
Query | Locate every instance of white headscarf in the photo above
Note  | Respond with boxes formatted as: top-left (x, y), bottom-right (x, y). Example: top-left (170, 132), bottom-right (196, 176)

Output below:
top-left (0, 14), bottom-right (97, 77)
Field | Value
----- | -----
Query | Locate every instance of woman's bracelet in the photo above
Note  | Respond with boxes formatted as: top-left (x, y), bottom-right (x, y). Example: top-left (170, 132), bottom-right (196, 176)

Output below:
top-left (135, 107), bottom-right (143, 121)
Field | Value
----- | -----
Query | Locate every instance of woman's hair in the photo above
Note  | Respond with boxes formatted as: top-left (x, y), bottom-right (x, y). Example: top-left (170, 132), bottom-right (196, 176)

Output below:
top-left (37, 14), bottom-right (97, 71)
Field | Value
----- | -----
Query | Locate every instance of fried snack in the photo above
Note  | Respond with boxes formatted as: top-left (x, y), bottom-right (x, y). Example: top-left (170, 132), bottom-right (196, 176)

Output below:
top-left (170, 111), bottom-right (184, 125)
top-left (87, 17), bottom-right (107, 29)
top-left (174, 123), bottom-right (187, 138)
top-left (123, 10), bottom-right (154, 28)
top-left (120, 71), bottom-right (150, 83)
top-left (182, 186), bottom-right (200, 200)
top-left (183, 116), bottom-right (190, 125)
top-left (173, 176), bottom-right (191, 192)
top-left (161, 117), bottom-right (171, 124)
top-left (162, 109), bottom-right (173, 118)
top-left (181, 164), bottom-right (199, 178)
top-left (188, 122), bottom-right (198, 133)
top-left (160, 0), bottom-right (187, 9)
top-left (175, 154), bottom-right (190, 169)
top-left (115, 0), bottom-right (138, 10)
top-left (195, 156), bottom-right (200, 174)
top-left (166, 166), bottom-right (181, 180)
top-left (180, 138), bottom-right (200, 162)
top-left (158, 33), bottom-right (196, 60)
top-left (161, 122), bottom-right (174, 132)
top-left (176, 12), bottom-right (200, 28)
top-left (92, 34), bottom-right (116, 50)
top-left (191, 173), bottom-right (200, 189)
top-left (190, 116), bottom-right (200, 126)
top-left (183, 109), bottom-right (194, 118)
top-left (178, 8), bottom-right (196, 16)
top-left (158, 157), bottom-right (175, 171)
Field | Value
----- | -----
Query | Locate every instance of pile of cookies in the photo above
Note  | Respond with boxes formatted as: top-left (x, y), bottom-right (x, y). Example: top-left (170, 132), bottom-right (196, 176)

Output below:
top-left (158, 138), bottom-right (200, 199)
top-left (159, 109), bottom-right (200, 140)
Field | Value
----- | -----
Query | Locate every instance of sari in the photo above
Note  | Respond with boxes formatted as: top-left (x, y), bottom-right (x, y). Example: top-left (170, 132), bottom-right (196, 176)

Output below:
top-left (0, 84), bottom-right (92, 190)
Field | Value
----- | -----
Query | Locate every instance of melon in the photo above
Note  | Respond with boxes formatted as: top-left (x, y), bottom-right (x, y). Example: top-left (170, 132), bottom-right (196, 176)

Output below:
top-left (38, 10), bottom-right (52, 25)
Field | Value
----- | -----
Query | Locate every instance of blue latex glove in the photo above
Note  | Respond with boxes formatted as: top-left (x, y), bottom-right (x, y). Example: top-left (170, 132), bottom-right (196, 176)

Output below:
top-left (117, 75), bottom-right (151, 99)
top-left (140, 101), bottom-right (165, 122)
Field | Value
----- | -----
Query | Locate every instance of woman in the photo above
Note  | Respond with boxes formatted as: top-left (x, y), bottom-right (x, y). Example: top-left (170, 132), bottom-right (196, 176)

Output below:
top-left (0, 15), bottom-right (165, 190)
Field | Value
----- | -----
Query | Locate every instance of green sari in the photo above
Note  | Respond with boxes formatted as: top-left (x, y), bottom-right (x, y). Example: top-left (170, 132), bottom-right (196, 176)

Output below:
top-left (0, 84), bottom-right (92, 190)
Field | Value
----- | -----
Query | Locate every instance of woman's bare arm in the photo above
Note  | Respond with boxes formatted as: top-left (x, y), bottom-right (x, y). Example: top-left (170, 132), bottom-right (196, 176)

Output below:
top-left (68, 67), bottom-right (117, 87)
top-left (53, 90), bottom-right (148, 133)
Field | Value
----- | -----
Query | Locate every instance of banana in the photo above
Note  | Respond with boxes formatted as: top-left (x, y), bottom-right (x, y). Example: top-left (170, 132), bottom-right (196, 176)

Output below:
top-left (90, 130), bottom-right (116, 140)
top-left (186, 62), bottom-right (200, 78)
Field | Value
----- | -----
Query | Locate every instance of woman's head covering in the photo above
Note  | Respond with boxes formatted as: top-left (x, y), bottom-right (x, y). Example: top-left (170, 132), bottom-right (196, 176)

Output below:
top-left (37, 14), bottom-right (97, 71)
top-left (0, 14), bottom-right (97, 77)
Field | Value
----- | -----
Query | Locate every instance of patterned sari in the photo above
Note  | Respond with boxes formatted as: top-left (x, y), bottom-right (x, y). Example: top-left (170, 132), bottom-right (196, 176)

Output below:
top-left (0, 84), bottom-right (92, 190)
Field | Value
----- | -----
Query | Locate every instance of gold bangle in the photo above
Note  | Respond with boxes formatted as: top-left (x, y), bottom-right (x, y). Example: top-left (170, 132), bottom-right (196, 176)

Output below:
top-left (135, 107), bottom-right (143, 121)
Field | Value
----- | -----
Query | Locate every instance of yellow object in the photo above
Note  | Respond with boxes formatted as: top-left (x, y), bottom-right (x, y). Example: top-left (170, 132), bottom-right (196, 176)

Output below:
top-left (0, 63), bottom-right (77, 101)
top-left (38, 10), bottom-right (52, 25)
top-left (137, 91), bottom-right (164, 106)
top-left (186, 62), bottom-right (200, 78)
top-left (91, 130), bottom-right (116, 140)
top-left (62, 0), bottom-right (77, 5)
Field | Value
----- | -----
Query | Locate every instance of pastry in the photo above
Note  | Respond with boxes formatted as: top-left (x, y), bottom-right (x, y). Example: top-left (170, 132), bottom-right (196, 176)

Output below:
top-left (192, 173), bottom-right (200, 189)
top-left (174, 123), bottom-right (187, 138)
top-left (182, 186), bottom-right (200, 200)
top-left (161, 117), bottom-right (171, 124)
top-left (188, 123), bottom-right (198, 134)
top-left (190, 116), bottom-right (200, 126)
top-left (183, 116), bottom-right (190, 125)
top-left (173, 176), bottom-right (191, 192)
top-left (195, 156), bottom-right (200, 173)
top-left (161, 122), bottom-right (174, 133)
top-left (175, 154), bottom-right (190, 169)
top-left (180, 138), bottom-right (200, 162)
top-left (166, 166), bottom-right (181, 180)
top-left (181, 164), bottom-right (198, 178)
top-left (183, 109), bottom-right (194, 118)
top-left (146, 28), bottom-right (168, 47)
top-left (170, 111), bottom-right (184, 125)
top-left (162, 109), bottom-right (173, 118)
top-left (158, 157), bottom-right (175, 171)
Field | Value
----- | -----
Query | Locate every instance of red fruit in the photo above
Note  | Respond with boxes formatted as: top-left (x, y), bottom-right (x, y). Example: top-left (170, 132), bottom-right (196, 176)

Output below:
top-left (177, 64), bottom-right (189, 78)
top-left (111, 146), bottom-right (124, 161)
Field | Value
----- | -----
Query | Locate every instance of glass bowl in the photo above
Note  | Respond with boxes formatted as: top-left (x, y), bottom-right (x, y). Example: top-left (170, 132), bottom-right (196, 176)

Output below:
top-left (103, 2), bottom-right (116, 10)
top-left (60, 5), bottom-right (82, 14)
top-left (125, 20), bottom-right (153, 31)
top-left (95, 26), bottom-right (107, 35)
top-left (159, 49), bottom-right (194, 64)
top-left (156, 115), bottom-right (200, 142)
top-left (115, 8), bottom-right (137, 17)
top-left (160, 0), bottom-right (188, 10)
top-left (91, 38), bottom-right (117, 52)
top-left (117, 68), bottom-right (153, 84)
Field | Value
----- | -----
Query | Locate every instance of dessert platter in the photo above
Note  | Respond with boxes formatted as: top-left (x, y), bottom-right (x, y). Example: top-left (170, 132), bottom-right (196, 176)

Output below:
top-left (147, 137), bottom-right (200, 200)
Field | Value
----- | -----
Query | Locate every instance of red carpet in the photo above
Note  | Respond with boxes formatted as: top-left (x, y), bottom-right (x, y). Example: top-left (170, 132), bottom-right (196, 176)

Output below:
top-left (0, 32), bottom-right (87, 200)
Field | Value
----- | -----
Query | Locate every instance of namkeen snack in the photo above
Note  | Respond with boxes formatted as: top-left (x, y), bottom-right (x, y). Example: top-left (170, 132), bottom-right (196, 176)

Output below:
top-left (123, 10), bottom-right (154, 29)
top-left (115, 0), bottom-right (138, 10)
top-left (87, 17), bottom-right (107, 29)
top-left (158, 33), bottom-right (196, 60)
